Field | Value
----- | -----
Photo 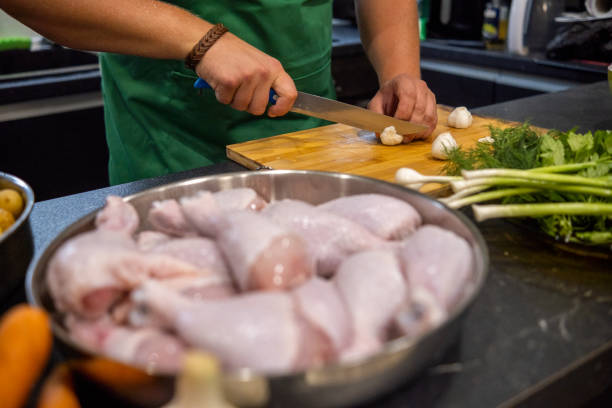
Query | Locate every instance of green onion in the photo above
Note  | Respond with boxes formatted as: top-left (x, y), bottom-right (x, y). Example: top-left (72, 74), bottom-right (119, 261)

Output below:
top-left (472, 203), bottom-right (612, 222)
top-left (461, 169), bottom-right (612, 188)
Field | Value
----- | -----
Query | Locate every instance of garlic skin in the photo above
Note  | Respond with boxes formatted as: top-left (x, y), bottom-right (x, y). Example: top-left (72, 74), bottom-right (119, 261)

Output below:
top-left (395, 167), bottom-right (424, 190)
top-left (447, 106), bottom-right (473, 129)
top-left (431, 131), bottom-right (458, 160)
top-left (380, 125), bottom-right (403, 146)
top-left (478, 136), bottom-right (494, 144)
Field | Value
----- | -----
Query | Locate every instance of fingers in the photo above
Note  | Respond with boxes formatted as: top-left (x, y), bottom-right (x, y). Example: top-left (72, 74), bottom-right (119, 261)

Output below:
top-left (231, 81), bottom-right (257, 112)
top-left (422, 91), bottom-right (438, 139)
top-left (267, 71), bottom-right (297, 117)
top-left (393, 79), bottom-right (417, 121)
top-left (371, 75), bottom-right (437, 142)
top-left (196, 33), bottom-right (295, 116)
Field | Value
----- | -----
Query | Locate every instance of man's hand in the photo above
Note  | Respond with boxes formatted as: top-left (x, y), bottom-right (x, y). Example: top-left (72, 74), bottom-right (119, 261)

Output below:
top-left (355, 0), bottom-right (438, 142)
top-left (195, 33), bottom-right (297, 117)
top-left (367, 74), bottom-right (437, 142)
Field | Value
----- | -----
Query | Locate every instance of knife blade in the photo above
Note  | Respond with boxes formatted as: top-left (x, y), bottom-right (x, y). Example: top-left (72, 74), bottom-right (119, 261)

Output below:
top-left (193, 78), bottom-right (427, 135)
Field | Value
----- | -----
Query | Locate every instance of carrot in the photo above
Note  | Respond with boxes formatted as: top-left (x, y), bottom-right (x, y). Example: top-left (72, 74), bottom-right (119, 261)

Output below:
top-left (36, 364), bottom-right (81, 408)
top-left (0, 304), bottom-right (53, 408)
top-left (71, 357), bottom-right (154, 390)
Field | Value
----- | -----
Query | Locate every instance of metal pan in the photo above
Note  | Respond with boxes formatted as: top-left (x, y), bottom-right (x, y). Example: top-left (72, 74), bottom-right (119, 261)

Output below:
top-left (26, 170), bottom-right (488, 408)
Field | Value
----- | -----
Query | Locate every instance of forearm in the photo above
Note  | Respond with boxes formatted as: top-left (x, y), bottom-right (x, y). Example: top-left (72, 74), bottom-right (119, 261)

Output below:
top-left (355, 0), bottom-right (421, 84)
top-left (0, 0), bottom-right (211, 60)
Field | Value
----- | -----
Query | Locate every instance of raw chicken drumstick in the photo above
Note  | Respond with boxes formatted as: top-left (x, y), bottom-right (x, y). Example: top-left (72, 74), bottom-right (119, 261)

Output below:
top-left (47, 229), bottom-right (203, 319)
top-left (293, 277), bottom-right (353, 355)
top-left (95, 195), bottom-right (140, 235)
top-left (212, 210), bottom-right (314, 291)
top-left (148, 199), bottom-right (199, 237)
top-left (262, 199), bottom-right (387, 277)
top-left (318, 193), bottom-right (422, 240)
top-left (131, 281), bottom-right (331, 374)
top-left (334, 249), bottom-right (407, 362)
top-left (399, 225), bottom-right (473, 311)
top-left (67, 315), bottom-right (186, 373)
top-left (179, 188), bottom-right (266, 237)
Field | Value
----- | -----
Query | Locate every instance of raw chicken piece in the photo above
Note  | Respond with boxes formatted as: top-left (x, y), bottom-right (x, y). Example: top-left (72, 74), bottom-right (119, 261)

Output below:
top-left (318, 194), bottom-right (422, 240)
top-left (67, 315), bottom-right (186, 373)
top-left (148, 199), bottom-right (198, 237)
top-left (213, 188), bottom-right (267, 212)
top-left (390, 287), bottom-right (447, 340)
top-left (179, 191), bottom-right (221, 237)
top-left (136, 235), bottom-right (234, 302)
top-left (334, 250), bottom-right (407, 362)
top-left (180, 188), bottom-right (267, 237)
top-left (293, 277), bottom-right (352, 355)
top-left (262, 199), bottom-right (386, 277)
top-left (137, 230), bottom-right (172, 251)
top-left (95, 196), bottom-right (140, 235)
top-left (156, 276), bottom-right (235, 300)
top-left (214, 210), bottom-right (314, 291)
top-left (143, 237), bottom-right (230, 283)
top-left (132, 281), bottom-right (331, 374)
top-left (398, 225), bottom-right (473, 310)
top-left (47, 229), bottom-right (201, 318)
top-left (125, 276), bottom-right (235, 328)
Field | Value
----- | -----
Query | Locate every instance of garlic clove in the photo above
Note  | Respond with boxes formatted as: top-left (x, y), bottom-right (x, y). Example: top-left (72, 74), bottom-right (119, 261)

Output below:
top-left (478, 136), bottom-right (494, 144)
top-left (447, 106), bottom-right (473, 129)
top-left (380, 125), bottom-right (403, 146)
top-left (431, 131), bottom-right (458, 160)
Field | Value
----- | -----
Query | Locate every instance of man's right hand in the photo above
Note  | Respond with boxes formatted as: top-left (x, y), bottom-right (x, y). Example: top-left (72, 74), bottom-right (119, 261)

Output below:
top-left (195, 32), bottom-right (297, 117)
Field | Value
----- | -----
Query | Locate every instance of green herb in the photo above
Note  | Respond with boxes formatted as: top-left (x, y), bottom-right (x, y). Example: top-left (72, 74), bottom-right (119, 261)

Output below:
top-left (440, 124), bottom-right (612, 246)
top-left (444, 123), bottom-right (541, 175)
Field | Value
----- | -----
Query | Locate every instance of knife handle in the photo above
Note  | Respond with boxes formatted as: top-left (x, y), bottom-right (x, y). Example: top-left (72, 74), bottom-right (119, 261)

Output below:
top-left (193, 78), bottom-right (277, 105)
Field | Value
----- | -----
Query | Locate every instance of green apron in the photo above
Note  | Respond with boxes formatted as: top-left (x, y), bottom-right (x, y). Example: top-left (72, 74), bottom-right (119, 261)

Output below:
top-left (100, 0), bottom-right (334, 185)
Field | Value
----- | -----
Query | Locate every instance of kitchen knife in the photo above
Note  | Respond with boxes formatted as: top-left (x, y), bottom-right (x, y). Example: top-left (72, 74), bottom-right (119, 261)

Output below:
top-left (193, 78), bottom-right (428, 135)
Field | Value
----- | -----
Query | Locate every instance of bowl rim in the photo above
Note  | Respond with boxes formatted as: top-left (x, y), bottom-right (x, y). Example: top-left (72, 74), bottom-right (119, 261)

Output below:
top-left (25, 169), bottom-right (489, 383)
top-left (0, 171), bottom-right (35, 244)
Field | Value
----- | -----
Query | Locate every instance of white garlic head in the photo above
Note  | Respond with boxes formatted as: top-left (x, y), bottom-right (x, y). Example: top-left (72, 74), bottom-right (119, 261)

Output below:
top-left (447, 106), bottom-right (473, 129)
top-left (431, 131), bottom-right (458, 160)
top-left (380, 125), bottom-right (403, 146)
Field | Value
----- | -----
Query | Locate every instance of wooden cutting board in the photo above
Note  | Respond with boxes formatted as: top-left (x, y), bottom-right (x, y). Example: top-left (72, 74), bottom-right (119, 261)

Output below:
top-left (226, 106), bottom-right (519, 195)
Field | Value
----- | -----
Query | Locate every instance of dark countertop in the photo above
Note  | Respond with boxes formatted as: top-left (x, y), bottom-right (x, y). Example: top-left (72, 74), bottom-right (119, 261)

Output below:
top-left (7, 81), bottom-right (612, 407)
top-left (332, 23), bottom-right (607, 84)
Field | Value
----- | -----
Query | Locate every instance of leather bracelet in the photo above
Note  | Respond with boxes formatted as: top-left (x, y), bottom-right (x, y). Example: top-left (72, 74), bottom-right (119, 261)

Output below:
top-left (185, 23), bottom-right (229, 71)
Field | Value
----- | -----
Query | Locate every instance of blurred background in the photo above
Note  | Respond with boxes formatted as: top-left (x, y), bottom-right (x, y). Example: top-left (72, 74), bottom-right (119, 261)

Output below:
top-left (0, 0), bottom-right (610, 201)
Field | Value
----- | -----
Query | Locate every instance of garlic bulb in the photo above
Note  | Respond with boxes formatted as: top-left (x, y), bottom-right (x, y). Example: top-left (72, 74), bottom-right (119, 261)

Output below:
top-left (431, 131), bottom-right (458, 160)
top-left (447, 106), bottom-right (472, 129)
top-left (380, 125), bottom-right (403, 146)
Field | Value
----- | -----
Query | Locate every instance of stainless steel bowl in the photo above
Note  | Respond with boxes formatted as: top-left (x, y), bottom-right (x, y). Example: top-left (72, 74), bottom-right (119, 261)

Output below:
top-left (0, 171), bottom-right (35, 301)
top-left (26, 170), bottom-right (488, 408)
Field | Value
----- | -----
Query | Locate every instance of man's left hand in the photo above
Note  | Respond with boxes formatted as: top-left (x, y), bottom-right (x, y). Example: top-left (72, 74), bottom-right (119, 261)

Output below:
top-left (367, 74), bottom-right (438, 142)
